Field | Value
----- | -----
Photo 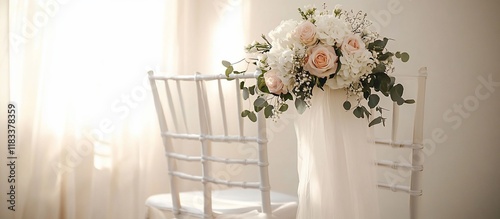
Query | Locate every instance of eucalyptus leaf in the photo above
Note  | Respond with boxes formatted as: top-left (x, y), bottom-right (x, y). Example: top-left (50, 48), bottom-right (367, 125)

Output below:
top-left (390, 84), bottom-right (404, 102)
top-left (248, 112), bottom-right (257, 122)
top-left (282, 92), bottom-right (293, 101)
top-left (241, 110), bottom-right (250, 117)
top-left (295, 98), bottom-right (307, 114)
top-left (405, 99), bottom-right (415, 104)
top-left (225, 65), bottom-right (234, 77)
top-left (369, 117), bottom-right (383, 127)
top-left (372, 63), bottom-right (386, 73)
top-left (400, 52), bottom-right (410, 62)
top-left (254, 105), bottom-right (264, 112)
top-left (240, 81), bottom-right (245, 89)
top-left (279, 103), bottom-right (289, 112)
top-left (353, 106), bottom-right (364, 118)
top-left (222, 60), bottom-right (231, 67)
top-left (378, 52), bottom-right (393, 61)
top-left (264, 105), bottom-right (274, 118)
top-left (249, 85), bottom-right (255, 95)
top-left (394, 84), bottom-right (404, 96)
top-left (242, 87), bottom-right (249, 100)
top-left (343, 100), bottom-right (351, 110)
top-left (368, 94), bottom-right (380, 109)
top-left (363, 90), bottom-right (371, 99)
top-left (395, 52), bottom-right (401, 58)
top-left (254, 97), bottom-right (267, 108)
top-left (362, 106), bottom-right (371, 118)
top-left (257, 75), bottom-right (270, 93)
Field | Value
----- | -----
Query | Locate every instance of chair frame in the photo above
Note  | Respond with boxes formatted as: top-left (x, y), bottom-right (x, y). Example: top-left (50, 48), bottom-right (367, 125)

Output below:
top-left (147, 71), bottom-right (272, 218)
top-left (374, 67), bottom-right (428, 219)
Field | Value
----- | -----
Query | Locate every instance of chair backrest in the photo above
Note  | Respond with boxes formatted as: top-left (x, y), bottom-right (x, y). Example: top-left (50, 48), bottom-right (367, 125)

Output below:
top-left (373, 67), bottom-right (428, 219)
top-left (147, 71), bottom-right (272, 218)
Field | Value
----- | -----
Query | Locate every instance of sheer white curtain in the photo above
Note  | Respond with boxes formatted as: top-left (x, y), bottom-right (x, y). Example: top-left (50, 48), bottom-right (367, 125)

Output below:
top-left (1, 0), bottom-right (246, 218)
top-left (0, 0), bottom-right (180, 218)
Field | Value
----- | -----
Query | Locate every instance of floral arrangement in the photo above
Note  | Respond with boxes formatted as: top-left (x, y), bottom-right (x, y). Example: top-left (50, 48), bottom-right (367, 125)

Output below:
top-left (223, 4), bottom-right (412, 126)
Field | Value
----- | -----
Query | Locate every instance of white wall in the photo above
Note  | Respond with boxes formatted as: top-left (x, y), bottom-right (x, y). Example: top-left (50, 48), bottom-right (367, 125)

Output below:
top-left (240, 0), bottom-right (500, 218)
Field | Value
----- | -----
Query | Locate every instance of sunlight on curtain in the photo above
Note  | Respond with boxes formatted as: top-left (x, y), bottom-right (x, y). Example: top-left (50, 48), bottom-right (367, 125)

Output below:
top-left (2, 0), bottom-right (170, 219)
top-left (211, 0), bottom-right (245, 73)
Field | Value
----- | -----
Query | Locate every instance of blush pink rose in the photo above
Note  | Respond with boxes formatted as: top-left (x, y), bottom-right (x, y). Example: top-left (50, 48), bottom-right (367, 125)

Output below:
top-left (264, 69), bottom-right (288, 95)
top-left (304, 44), bottom-right (338, 77)
top-left (294, 21), bottom-right (317, 46)
top-left (341, 34), bottom-right (365, 54)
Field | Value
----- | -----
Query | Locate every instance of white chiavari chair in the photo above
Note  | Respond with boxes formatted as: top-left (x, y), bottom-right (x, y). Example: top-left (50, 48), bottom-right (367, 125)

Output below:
top-left (145, 71), bottom-right (297, 219)
top-left (373, 67), bottom-right (428, 219)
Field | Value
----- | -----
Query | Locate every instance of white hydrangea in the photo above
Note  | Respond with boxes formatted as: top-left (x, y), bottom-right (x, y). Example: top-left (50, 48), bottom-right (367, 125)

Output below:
top-left (268, 19), bottom-right (300, 50)
top-left (326, 50), bottom-right (374, 89)
top-left (314, 14), bottom-right (352, 46)
top-left (267, 47), bottom-right (295, 81)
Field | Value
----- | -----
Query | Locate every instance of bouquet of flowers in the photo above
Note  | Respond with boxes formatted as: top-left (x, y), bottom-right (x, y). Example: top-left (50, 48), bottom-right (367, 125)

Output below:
top-left (222, 4), bottom-right (412, 126)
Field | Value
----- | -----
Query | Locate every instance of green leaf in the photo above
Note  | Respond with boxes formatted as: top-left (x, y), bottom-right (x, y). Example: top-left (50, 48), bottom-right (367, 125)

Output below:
top-left (400, 52), bottom-right (410, 62)
top-left (222, 60), bottom-right (231, 67)
top-left (378, 52), bottom-right (393, 61)
top-left (248, 112), bottom-right (257, 122)
top-left (225, 65), bottom-right (234, 77)
top-left (249, 85), bottom-right (255, 95)
top-left (254, 97), bottom-right (267, 108)
top-left (279, 103), bottom-right (289, 112)
top-left (368, 38), bottom-right (388, 52)
top-left (240, 81), bottom-right (245, 89)
top-left (395, 52), bottom-right (401, 58)
top-left (264, 105), bottom-right (274, 118)
top-left (362, 106), bottom-right (371, 118)
top-left (318, 77), bottom-right (328, 88)
top-left (405, 99), bottom-right (415, 104)
top-left (343, 100), bottom-right (351, 110)
top-left (390, 84), bottom-right (404, 102)
top-left (241, 110), bottom-right (250, 117)
top-left (372, 63), bottom-right (386, 73)
top-left (257, 74), bottom-right (270, 93)
top-left (242, 87), bottom-right (249, 100)
top-left (363, 90), bottom-right (371, 99)
top-left (295, 98), bottom-right (307, 114)
top-left (369, 117), bottom-right (383, 127)
top-left (368, 94), bottom-right (380, 109)
top-left (282, 92), bottom-right (293, 101)
top-left (353, 106), bottom-right (364, 118)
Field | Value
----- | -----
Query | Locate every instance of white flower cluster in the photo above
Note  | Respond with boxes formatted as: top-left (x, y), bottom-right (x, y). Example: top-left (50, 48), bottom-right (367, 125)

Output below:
top-left (230, 4), bottom-right (408, 124)
top-left (247, 5), bottom-right (382, 95)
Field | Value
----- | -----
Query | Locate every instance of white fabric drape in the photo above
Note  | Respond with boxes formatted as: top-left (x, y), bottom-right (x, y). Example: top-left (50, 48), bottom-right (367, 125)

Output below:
top-left (294, 87), bottom-right (381, 219)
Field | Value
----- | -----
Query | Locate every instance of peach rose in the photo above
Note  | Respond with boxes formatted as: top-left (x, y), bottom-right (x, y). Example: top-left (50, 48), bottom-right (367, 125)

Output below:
top-left (264, 69), bottom-right (288, 95)
top-left (341, 34), bottom-right (365, 55)
top-left (304, 44), bottom-right (338, 77)
top-left (294, 21), bottom-right (317, 46)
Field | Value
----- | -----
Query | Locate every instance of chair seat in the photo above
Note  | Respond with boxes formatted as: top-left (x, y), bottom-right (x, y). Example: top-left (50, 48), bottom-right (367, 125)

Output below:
top-left (145, 188), bottom-right (297, 218)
